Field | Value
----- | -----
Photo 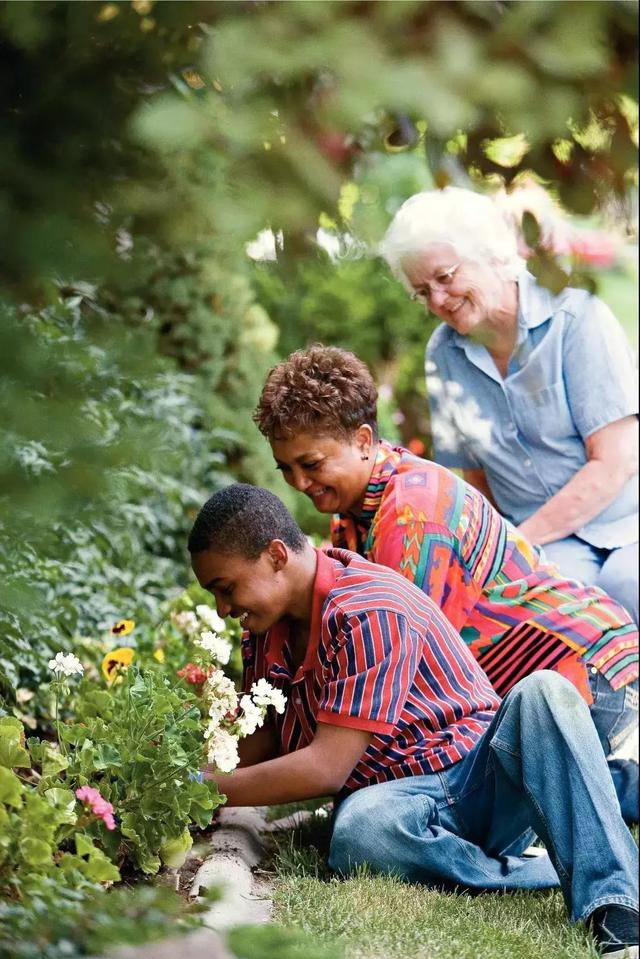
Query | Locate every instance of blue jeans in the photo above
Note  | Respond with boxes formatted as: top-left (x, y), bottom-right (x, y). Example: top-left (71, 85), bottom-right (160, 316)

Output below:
top-left (329, 672), bottom-right (639, 924)
top-left (589, 671), bottom-right (639, 824)
top-left (542, 536), bottom-right (638, 626)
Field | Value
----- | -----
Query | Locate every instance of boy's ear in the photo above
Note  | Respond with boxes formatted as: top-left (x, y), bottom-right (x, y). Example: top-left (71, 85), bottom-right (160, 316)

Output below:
top-left (266, 538), bottom-right (288, 571)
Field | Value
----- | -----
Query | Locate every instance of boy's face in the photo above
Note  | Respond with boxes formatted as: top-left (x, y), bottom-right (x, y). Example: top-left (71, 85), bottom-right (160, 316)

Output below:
top-left (191, 546), bottom-right (289, 635)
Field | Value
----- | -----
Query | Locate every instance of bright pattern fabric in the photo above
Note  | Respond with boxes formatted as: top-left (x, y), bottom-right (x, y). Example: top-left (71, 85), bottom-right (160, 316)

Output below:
top-left (241, 548), bottom-right (499, 794)
top-left (330, 442), bottom-right (639, 701)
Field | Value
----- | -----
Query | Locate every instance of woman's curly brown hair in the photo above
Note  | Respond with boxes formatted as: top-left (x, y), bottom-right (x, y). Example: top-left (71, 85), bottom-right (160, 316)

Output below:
top-left (254, 345), bottom-right (378, 441)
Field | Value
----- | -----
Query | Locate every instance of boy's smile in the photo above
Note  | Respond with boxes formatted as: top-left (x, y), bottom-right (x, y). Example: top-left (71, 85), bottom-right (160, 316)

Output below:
top-left (191, 547), bottom-right (289, 634)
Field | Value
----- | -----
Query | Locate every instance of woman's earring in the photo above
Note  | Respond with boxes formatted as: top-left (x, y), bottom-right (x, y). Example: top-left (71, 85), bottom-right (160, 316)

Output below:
top-left (361, 453), bottom-right (369, 461)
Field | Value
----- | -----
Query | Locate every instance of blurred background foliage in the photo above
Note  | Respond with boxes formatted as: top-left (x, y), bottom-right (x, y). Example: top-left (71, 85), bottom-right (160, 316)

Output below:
top-left (1, 0), bottom-right (637, 694)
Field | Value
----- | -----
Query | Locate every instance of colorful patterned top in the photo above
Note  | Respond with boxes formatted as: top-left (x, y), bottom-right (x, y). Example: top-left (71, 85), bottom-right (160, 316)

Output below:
top-left (241, 548), bottom-right (499, 794)
top-left (330, 441), bottom-right (638, 702)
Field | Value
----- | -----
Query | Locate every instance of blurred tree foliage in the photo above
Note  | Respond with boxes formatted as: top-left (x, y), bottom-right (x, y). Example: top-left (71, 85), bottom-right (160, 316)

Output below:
top-left (0, 0), bottom-right (637, 692)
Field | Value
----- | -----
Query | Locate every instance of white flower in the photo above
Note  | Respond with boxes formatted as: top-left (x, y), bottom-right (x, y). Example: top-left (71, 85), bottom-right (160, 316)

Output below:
top-left (206, 727), bottom-right (240, 773)
top-left (203, 668), bottom-right (238, 725)
top-left (48, 652), bottom-right (84, 678)
top-left (195, 630), bottom-right (232, 666)
top-left (250, 679), bottom-right (286, 714)
top-left (171, 611), bottom-right (199, 636)
top-left (237, 694), bottom-right (264, 737)
top-left (196, 605), bottom-right (227, 634)
top-left (246, 228), bottom-right (283, 262)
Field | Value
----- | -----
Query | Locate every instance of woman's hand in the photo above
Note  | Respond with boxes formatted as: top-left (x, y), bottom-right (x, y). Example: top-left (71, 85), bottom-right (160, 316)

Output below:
top-left (517, 416), bottom-right (638, 546)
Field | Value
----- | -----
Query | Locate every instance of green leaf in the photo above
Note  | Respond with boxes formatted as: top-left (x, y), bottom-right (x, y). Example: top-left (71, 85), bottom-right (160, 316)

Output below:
top-left (44, 787), bottom-right (77, 825)
top-left (81, 850), bottom-right (120, 883)
top-left (159, 827), bottom-right (192, 868)
top-left (20, 835), bottom-right (53, 866)
top-left (0, 725), bottom-right (31, 769)
top-left (0, 767), bottom-right (24, 807)
top-left (24, 791), bottom-right (57, 842)
top-left (75, 833), bottom-right (95, 858)
top-left (522, 211), bottom-right (541, 249)
top-left (0, 716), bottom-right (24, 733)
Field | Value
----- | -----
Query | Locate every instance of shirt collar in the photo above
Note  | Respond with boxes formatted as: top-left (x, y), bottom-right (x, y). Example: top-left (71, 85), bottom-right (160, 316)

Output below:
top-left (263, 548), bottom-right (340, 678)
top-left (356, 440), bottom-right (402, 531)
top-left (516, 270), bottom-right (556, 332)
top-left (302, 548), bottom-right (340, 672)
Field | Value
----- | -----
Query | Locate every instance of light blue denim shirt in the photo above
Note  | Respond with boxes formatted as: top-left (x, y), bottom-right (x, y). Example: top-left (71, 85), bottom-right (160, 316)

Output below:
top-left (425, 271), bottom-right (639, 549)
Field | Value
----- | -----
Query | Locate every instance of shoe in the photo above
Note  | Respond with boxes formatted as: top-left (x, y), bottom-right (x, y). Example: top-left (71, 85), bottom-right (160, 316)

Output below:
top-left (588, 905), bottom-right (639, 958)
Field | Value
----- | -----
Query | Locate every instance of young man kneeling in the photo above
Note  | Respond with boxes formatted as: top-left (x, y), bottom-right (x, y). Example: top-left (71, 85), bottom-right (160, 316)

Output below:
top-left (188, 483), bottom-right (639, 959)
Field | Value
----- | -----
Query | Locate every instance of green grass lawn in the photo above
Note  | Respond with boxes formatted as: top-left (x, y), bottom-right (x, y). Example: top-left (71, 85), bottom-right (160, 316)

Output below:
top-left (268, 815), bottom-right (634, 959)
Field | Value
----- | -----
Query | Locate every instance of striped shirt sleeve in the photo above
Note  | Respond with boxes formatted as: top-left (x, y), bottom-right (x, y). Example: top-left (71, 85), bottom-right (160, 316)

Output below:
top-left (317, 609), bottom-right (419, 734)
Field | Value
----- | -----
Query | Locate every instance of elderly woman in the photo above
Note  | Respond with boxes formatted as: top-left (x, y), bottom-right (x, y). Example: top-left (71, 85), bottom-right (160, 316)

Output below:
top-left (380, 186), bottom-right (639, 628)
top-left (254, 345), bottom-right (638, 821)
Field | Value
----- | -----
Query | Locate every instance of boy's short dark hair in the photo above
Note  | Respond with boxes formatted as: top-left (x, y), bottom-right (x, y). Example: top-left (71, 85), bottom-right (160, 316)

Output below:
top-left (188, 483), bottom-right (307, 559)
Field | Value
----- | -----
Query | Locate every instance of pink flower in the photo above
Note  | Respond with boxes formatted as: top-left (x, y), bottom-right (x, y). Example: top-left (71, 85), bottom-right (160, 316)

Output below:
top-left (76, 785), bottom-right (117, 831)
top-left (568, 231), bottom-right (617, 268)
top-left (542, 230), bottom-right (617, 268)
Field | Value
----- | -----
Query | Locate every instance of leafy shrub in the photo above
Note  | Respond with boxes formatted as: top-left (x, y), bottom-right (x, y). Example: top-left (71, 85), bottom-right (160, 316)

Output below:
top-left (62, 667), bottom-right (221, 876)
top-left (0, 880), bottom-right (205, 959)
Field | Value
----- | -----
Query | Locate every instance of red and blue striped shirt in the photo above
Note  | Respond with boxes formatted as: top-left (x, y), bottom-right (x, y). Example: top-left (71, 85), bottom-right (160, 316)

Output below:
top-left (241, 547), bottom-right (499, 794)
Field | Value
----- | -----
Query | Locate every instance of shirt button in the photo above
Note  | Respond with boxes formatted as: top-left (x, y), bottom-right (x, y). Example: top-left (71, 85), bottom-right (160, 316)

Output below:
top-left (590, 667), bottom-right (598, 675)
top-left (295, 695), bottom-right (302, 705)
top-left (523, 458), bottom-right (532, 467)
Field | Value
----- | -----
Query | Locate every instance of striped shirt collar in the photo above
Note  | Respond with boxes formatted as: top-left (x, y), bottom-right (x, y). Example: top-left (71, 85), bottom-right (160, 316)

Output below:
top-left (263, 549), bottom-right (341, 680)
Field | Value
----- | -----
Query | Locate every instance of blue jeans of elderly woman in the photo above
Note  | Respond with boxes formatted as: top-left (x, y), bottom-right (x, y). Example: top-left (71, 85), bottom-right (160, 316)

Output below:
top-left (329, 672), bottom-right (638, 926)
top-left (544, 537), bottom-right (639, 824)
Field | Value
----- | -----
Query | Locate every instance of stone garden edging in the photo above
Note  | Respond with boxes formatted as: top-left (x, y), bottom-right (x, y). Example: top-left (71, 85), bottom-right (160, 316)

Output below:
top-left (98, 803), bottom-right (319, 958)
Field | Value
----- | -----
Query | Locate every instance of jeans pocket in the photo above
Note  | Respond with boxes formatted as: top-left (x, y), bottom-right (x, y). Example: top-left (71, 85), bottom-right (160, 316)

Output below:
top-left (607, 683), bottom-right (639, 754)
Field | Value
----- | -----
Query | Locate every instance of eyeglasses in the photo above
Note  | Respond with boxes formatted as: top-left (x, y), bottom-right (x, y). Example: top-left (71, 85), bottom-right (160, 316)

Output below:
top-left (409, 263), bottom-right (461, 304)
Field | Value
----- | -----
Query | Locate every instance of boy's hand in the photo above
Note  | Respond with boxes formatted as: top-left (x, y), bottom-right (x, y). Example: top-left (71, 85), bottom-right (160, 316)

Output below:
top-left (204, 722), bottom-right (372, 806)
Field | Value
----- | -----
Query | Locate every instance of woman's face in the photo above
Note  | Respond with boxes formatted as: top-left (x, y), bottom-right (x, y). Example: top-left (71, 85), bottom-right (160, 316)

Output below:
top-left (270, 427), bottom-right (374, 515)
top-left (402, 243), bottom-right (505, 336)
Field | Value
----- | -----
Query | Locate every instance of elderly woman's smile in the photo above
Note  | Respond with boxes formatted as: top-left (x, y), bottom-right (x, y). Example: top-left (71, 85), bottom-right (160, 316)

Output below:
top-left (402, 244), bottom-right (511, 338)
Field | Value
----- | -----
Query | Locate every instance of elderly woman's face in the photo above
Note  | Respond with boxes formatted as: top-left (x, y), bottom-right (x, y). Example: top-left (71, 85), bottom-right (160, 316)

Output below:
top-left (402, 244), bottom-right (505, 335)
top-left (270, 427), bottom-right (373, 515)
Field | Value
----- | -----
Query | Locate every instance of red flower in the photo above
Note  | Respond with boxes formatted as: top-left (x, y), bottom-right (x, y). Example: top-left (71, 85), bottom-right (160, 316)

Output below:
top-left (407, 438), bottom-right (425, 457)
top-left (177, 662), bottom-right (211, 686)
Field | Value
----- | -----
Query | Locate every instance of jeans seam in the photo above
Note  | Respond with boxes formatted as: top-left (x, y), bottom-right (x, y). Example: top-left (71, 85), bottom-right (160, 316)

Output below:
top-left (419, 794), bottom-right (500, 882)
top-left (490, 737), bottom-right (520, 758)
top-left (490, 740), bottom-right (571, 885)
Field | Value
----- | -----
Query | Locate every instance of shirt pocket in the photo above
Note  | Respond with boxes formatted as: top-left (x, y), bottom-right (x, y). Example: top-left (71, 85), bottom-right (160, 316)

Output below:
top-left (508, 379), bottom-right (576, 447)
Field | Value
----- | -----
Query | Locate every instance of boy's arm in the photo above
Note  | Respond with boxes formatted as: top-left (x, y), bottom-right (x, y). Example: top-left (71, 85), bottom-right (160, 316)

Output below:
top-left (237, 720), bottom-right (279, 768)
top-left (205, 722), bottom-right (372, 806)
